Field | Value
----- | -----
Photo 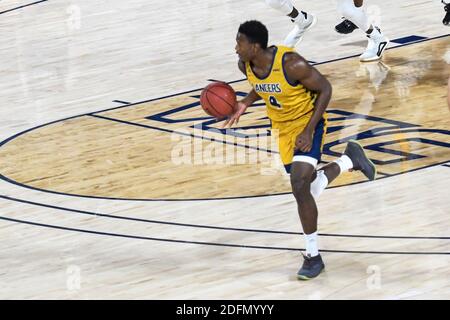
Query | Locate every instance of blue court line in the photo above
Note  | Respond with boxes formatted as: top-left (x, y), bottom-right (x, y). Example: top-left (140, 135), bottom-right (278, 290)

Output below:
top-left (0, 215), bottom-right (448, 255)
top-left (391, 35), bottom-right (428, 44)
top-left (89, 114), bottom-right (275, 154)
top-left (443, 164), bottom-right (450, 168)
top-left (0, 159), bottom-right (448, 202)
top-left (207, 79), bottom-right (227, 82)
top-left (1, 194), bottom-right (447, 240)
top-left (112, 100), bottom-right (131, 105)
top-left (102, 33), bottom-right (449, 116)
top-left (0, 0), bottom-right (48, 15)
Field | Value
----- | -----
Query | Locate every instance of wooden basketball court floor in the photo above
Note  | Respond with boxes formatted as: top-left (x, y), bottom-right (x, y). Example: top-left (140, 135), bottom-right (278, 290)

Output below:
top-left (0, 0), bottom-right (449, 299)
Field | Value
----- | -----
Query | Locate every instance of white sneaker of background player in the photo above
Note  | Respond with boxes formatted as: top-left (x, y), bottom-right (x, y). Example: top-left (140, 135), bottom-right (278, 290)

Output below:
top-left (284, 13), bottom-right (317, 48)
top-left (359, 27), bottom-right (390, 62)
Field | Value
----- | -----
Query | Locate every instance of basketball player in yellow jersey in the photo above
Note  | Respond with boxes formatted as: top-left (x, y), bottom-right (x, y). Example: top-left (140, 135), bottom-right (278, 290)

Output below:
top-left (225, 20), bottom-right (377, 280)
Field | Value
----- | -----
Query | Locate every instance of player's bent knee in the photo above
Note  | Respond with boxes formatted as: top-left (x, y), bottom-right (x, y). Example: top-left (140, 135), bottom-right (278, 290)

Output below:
top-left (290, 176), bottom-right (311, 197)
top-left (290, 157), bottom-right (317, 198)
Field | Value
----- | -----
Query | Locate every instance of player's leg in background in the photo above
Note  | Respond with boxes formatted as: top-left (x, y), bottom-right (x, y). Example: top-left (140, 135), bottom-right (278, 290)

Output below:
top-left (443, 0), bottom-right (450, 26)
top-left (335, 0), bottom-right (361, 34)
top-left (336, 0), bottom-right (389, 62)
top-left (264, 0), bottom-right (317, 47)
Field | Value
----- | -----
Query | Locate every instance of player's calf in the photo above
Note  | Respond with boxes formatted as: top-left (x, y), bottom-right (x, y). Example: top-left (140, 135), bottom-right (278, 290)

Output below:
top-left (290, 175), bottom-right (312, 200)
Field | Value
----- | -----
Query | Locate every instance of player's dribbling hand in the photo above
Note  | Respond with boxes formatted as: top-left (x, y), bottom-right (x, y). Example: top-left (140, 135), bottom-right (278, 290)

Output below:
top-left (222, 101), bottom-right (248, 128)
top-left (295, 129), bottom-right (313, 152)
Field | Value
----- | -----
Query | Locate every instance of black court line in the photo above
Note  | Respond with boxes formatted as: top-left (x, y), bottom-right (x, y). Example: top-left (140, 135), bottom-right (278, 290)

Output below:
top-left (442, 164), bottom-right (450, 168)
top-left (89, 114), bottom-right (274, 153)
top-left (0, 0), bottom-right (48, 15)
top-left (112, 100), bottom-right (131, 105)
top-left (0, 157), bottom-right (446, 202)
top-left (0, 215), bottom-right (448, 255)
top-left (1, 194), bottom-right (448, 240)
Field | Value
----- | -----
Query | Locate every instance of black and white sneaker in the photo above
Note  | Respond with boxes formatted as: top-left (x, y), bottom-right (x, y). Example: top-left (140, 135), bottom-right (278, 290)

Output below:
top-left (443, 1), bottom-right (450, 26)
top-left (360, 27), bottom-right (389, 62)
top-left (284, 12), bottom-right (318, 48)
top-left (335, 18), bottom-right (358, 34)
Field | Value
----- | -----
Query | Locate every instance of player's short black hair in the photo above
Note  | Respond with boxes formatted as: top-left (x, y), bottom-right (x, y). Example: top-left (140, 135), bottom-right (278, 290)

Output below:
top-left (238, 20), bottom-right (268, 49)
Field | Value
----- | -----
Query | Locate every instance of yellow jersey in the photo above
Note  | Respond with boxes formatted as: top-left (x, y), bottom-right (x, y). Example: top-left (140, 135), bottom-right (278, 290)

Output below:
top-left (245, 45), bottom-right (316, 123)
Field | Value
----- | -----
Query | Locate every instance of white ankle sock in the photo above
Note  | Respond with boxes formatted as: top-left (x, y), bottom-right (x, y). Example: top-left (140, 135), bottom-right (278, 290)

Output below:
top-left (310, 170), bottom-right (328, 200)
top-left (334, 155), bottom-right (353, 173)
top-left (304, 231), bottom-right (319, 257)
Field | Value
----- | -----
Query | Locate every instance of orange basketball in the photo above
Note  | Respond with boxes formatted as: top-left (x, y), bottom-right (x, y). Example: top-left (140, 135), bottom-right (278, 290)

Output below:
top-left (200, 82), bottom-right (236, 119)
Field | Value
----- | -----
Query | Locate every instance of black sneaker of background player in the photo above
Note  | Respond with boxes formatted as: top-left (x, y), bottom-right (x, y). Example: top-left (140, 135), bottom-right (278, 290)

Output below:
top-left (335, 18), bottom-right (359, 34)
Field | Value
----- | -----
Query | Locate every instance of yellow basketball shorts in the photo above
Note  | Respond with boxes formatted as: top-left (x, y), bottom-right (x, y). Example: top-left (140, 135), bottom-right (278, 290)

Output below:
top-left (272, 114), bottom-right (327, 174)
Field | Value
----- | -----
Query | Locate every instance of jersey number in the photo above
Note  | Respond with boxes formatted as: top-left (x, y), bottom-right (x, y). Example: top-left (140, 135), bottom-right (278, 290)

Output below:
top-left (269, 96), bottom-right (282, 109)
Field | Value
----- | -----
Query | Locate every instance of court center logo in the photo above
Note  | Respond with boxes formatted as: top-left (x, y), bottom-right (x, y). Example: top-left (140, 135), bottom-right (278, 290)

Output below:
top-left (0, 80), bottom-right (448, 200)
top-left (153, 88), bottom-right (450, 177)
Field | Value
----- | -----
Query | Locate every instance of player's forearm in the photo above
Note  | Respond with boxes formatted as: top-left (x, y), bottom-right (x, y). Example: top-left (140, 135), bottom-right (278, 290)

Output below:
top-left (305, 82), bottom-right (332, 132)
top-left (242, 89), bottom-right (261, 107)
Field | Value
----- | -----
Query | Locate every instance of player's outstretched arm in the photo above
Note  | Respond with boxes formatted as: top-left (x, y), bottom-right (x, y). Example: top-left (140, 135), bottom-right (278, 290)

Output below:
top-left (223, 60), bottom-right (262, 128)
